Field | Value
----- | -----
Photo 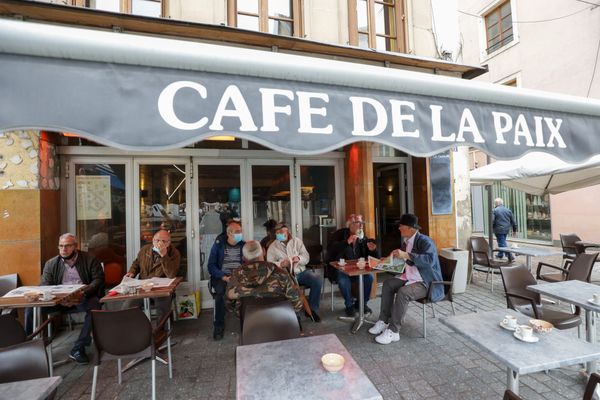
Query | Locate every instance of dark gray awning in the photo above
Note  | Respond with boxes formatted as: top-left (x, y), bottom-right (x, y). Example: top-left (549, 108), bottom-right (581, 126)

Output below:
top-left (1, 19), bottom-right (600, 161)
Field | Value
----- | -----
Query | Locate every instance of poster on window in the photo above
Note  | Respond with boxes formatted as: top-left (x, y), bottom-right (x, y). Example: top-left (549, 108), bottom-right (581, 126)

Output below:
top-left (76, 175), bottom-right (112, 220)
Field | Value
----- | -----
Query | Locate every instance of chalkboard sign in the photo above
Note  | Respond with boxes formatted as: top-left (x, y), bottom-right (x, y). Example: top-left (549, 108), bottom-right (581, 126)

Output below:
top-left (430, 151), bottom-right (453, 215)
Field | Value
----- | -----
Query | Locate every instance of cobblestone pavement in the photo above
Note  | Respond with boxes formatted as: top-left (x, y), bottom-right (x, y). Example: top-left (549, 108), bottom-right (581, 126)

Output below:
top-left (51, 245), bottom-right (599, 399)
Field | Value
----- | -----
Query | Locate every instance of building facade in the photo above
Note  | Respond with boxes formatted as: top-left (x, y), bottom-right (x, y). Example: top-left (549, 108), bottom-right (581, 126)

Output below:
top-left (458, 0), bottom-right (600, 244)
top-left (0, 0), bottom-right (484, 307)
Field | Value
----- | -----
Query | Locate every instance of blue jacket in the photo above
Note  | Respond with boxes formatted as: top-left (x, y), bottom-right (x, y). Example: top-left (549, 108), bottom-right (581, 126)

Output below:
top-left (492, 205), bottom-right (518, 235)
top-left (207, 236), bottom-right (246, 280)
top-left (405, 232), bottom-right (444, 302)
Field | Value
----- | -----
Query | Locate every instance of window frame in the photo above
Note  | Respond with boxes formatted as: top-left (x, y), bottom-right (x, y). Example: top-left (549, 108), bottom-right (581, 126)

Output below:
top-left (348, 0), bottom-right (406, 53)
top-left (484, 0), bottom-right (513, 54)
top-left (72, 0), bottom-right (166, 18)
top-left (227, 0), bottom-right (303, 38)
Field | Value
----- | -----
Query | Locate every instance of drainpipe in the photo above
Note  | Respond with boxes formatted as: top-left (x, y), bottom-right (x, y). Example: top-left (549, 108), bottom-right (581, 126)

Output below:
top-left (487, 154), bottom-right (494, 256)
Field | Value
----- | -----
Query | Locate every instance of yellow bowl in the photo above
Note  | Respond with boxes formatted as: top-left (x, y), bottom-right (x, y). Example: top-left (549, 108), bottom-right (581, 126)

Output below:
top-left (321, 353), bottom-right (345, 373)
top-left (529, 319), bottom-right (554, 334)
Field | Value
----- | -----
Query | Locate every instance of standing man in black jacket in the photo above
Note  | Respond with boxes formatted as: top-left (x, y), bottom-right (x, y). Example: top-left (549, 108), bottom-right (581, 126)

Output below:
top-left (493, 198), bottom-right (518, 262)
top-left (26, 233), bottom-right (104, 364)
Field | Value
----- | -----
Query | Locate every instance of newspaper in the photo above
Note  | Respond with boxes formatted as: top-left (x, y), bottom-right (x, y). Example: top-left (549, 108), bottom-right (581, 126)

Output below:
top-left (119, 276), bottom-right (175, 288)
top-left (368, 255), bottom-right (406, 274)
top-left (3, 284), bottom-right (85, 298)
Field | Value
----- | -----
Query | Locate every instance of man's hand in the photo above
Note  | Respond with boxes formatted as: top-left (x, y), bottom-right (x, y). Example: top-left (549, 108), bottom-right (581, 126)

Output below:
top-left (155, 241), bottom-right (168, 257)
top-left (60, 289), bottom-right (84, 307)
top-left (347, 234), bottom-right (358, 245)
top-left (280, 258), bottom-right (291, 268)
top-left (391, 249), bottom-right (410, 260)
top-left (222, 275), bottom-right (231, 282)
top-left (367, 242), bottom-right (377, 251)
top-left (125, 272), bottom-right (135, 278)
top-left (291, 256), bottom-right (300, 264)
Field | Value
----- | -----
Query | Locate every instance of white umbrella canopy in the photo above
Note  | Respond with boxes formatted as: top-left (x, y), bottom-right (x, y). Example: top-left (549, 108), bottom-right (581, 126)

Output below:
top-left (469, 152), bottom-right (600, 195)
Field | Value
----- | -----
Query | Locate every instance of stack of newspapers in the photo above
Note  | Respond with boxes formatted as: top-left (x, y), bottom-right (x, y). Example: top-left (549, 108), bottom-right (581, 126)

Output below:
top-left (368, 255), bottom-right (406, 274)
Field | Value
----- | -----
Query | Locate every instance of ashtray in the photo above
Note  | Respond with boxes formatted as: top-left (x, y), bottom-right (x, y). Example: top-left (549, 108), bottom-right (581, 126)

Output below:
top-left (529, 319), bottom-right (553, 334)
top-left (321, 353), bottom-right (345, 373)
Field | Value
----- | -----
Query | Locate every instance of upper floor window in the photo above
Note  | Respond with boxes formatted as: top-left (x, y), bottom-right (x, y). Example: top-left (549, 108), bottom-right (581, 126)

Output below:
top-left (484, 1), bottom-right (513, 54)
top-left (228, 0), bottom-right (301, 37)
top-left (349, 0), bottom-right (405, 53)
top-left (79, 0), bottom-right (162, 17)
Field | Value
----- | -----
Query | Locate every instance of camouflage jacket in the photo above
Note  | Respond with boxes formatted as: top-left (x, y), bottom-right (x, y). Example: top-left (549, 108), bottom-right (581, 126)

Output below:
top-left (225, 260), bottom-right (302, 316)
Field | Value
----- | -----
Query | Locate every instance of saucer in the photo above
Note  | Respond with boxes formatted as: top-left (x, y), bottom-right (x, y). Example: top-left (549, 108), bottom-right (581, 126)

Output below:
top-left (499, 321), bottom-right (517, 331)
top-left (587, 298), bottom-right (600, 306)
top-left (513, 331), bottom-right (539, 343)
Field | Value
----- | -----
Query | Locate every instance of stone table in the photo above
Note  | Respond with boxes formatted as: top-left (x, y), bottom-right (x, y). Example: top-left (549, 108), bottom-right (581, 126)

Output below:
top-left (0, 376), bottom-right (62, 400)
top-left (236, 333), bottom-right (382, 400)
top-left (528, 280), bottom-right (600, 373)
top-left (440, 309), bottom-right (600, 395)
top-left (497, 246), bottom-right (564, 271)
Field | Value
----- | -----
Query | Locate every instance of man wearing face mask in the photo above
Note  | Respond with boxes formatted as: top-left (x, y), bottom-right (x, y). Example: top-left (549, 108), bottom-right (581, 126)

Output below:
top-left (25, 233), bottom-right (104, 364)
top-left (124, 229), bottom-right (180, 323)
top-left (327, 214), bottom-right (378, 317)
top-left (208, 221), bottom-right (245, 340)
top-left (368, 214), bottom-right (443, 345)
top-left (266, 223), bottom-right (323, 322)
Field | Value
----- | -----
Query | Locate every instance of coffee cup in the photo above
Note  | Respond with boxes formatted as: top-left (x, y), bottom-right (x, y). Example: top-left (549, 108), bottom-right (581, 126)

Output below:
top-left (515, 325), bottom-right (533, 339)
top-left (502, 315), bottom-right (517, 329)
top-left (594, 293), bottom-right (600, 304)
top-left (338, 258), bottom-right (346, 266)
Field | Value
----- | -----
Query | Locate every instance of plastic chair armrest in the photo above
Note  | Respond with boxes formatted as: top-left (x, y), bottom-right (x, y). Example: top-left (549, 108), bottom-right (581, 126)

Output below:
top-left (505, 292), bottom-right (541, 319)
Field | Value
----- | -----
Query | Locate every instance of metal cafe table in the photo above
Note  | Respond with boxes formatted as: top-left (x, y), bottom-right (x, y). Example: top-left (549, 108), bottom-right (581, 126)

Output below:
top-left (0, 376), bottom-right (62, 400)
top-left (528, 280), bottom-right (600, 374)
top-left (329, 260), bottom-right (384, 334)
top-left (440, 309), bottom-right (600, 395)
top-left (236, 334), bottom-right (382, 400)
top-left (496, 246), bottom-right (564, 271)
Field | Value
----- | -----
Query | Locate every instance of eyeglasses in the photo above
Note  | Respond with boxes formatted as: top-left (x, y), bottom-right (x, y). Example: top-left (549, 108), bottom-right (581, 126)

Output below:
top-left (58, 243), bottom-right (76, 249)
top-left (153, 239), bottom-right (170, 244)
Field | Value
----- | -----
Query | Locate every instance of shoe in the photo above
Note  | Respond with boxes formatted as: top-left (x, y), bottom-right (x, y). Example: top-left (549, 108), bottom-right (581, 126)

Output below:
top-left (364, 305), bottom-right (373, 315)
top-left (345, 306), bottom-right (356, 317)
top-left (354, 302), bottom-right (372, 315)
top-left (69, 347), bottom-right (89, 364)
top-left (375, 329), bottom-right (400, 345)
top-left (305, 310), bottom-right (321, 322)
top-left (213, 326), bottom-right (224, 341)
top-left (368, 320), bottom-right (388, 335)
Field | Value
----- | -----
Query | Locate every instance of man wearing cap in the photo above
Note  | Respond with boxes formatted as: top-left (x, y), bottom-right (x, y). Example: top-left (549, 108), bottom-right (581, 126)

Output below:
top-left (368, 213), bottom-right (443, 344)
top-left (267, 223), bottom-right (323, 322)
top-left (208, 220), bottom-right (245, 340)
top-left (327, 214), bottom-right (378, 317)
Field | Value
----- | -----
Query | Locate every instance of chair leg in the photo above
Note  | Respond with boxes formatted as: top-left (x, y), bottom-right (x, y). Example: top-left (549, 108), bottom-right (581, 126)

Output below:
top-left (451, 301), bottom-right (456, 315)
top-left (431, 303), bottom-right (436, 319)
top-left (167, 319), bottom-right (173, 379)
top-left (331, 282), bottom-right (334, 312)
top-left (117, 359), bottom-right (122, 384)
top-left (423, 303), bottom-right (427, 338)
top-left (91, 366), bottom-right (98, 400)
top-left (152, 359), bottom-right (156, 400)
top-left (47, 345), bottom-right (53, 377)
top-left (491, 269), bottom-right (494, 292)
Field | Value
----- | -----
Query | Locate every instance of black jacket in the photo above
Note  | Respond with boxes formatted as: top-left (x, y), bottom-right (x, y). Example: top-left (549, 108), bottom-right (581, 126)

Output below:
top-left (325, 228), bottom-right (378, 280)
top-left (41, 251), bottom-right (105, 298)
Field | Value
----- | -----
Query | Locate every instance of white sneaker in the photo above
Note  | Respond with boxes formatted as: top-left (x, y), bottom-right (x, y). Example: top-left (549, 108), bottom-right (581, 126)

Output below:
top-left (368, 320), bottom-right (388, 335)
top-left (375, 329), bottom-right (400, 345)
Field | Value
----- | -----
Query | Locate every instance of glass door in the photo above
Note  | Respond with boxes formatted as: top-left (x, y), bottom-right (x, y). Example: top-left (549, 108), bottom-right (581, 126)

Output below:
top-left (135, 161), bottom-right (190, 280)
top-left (67, 158), bottom-right (132, 285)
top-left (249, 161), bottom-right (296, 241)
top-left (375, 164), bottom-right (408, 256)
top-left (193, 161), bottom-right (244, 281)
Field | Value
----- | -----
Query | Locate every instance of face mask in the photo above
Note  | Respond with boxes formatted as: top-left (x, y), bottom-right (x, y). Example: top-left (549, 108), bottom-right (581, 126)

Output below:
top-left (276, 233), bottom-right (287, 242)
top-left (233, 233), bottom-right (243, 244)
top-left (152, 247), bottom-right (161, 254)
top-left (356, 229), bottom-right (365, 240)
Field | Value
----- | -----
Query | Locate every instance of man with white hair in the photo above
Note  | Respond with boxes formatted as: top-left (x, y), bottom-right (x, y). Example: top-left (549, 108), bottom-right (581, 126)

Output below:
top-left (26, 233), bottom-right (104, 364)
top-left (493, 197), bottom-right (518, 262)
top-left (226, 240), bottom-right (302, 317)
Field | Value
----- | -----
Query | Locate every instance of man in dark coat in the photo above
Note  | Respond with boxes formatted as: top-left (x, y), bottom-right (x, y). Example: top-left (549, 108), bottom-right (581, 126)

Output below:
top-left (27, 233), bottom-right (104, 364)
top-left (493, 198), bottom-right (518, 261)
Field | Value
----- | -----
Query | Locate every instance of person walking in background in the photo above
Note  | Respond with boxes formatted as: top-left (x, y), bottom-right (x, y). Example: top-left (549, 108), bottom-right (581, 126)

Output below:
top-left (492, 198), bottom-right (518, 262)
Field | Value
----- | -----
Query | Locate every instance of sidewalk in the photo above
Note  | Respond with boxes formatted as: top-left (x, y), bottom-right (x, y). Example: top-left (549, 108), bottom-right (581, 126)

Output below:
top-left (52, 246), bottom-right (597, 399)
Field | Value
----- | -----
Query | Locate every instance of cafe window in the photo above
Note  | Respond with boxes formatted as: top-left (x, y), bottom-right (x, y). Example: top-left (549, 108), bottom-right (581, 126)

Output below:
top-left (227, 0), bottom-right (302, 37)
top-left (484, 1), bottom-right (513, 54)
top-left (349, 0), bottom-right (405, 53)
top-left (74, 0), bottom-right (164, 17)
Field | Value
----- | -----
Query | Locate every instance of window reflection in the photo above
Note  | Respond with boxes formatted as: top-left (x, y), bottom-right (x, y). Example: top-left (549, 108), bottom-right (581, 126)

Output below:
top-left (238, 14), bottom-right (260, 31)
top-left (252, 165), bottom-right (291, 241)
top-left (268, 0), bottom-right (292, 18)
top-left (268, 19), bottom-right (293, 36)
top-left (86, 0), bottom-right (120, 12)
top-left (238, 0), bottom-right (259, 13)
top-left (132, 0), bottom-right (161, 17)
